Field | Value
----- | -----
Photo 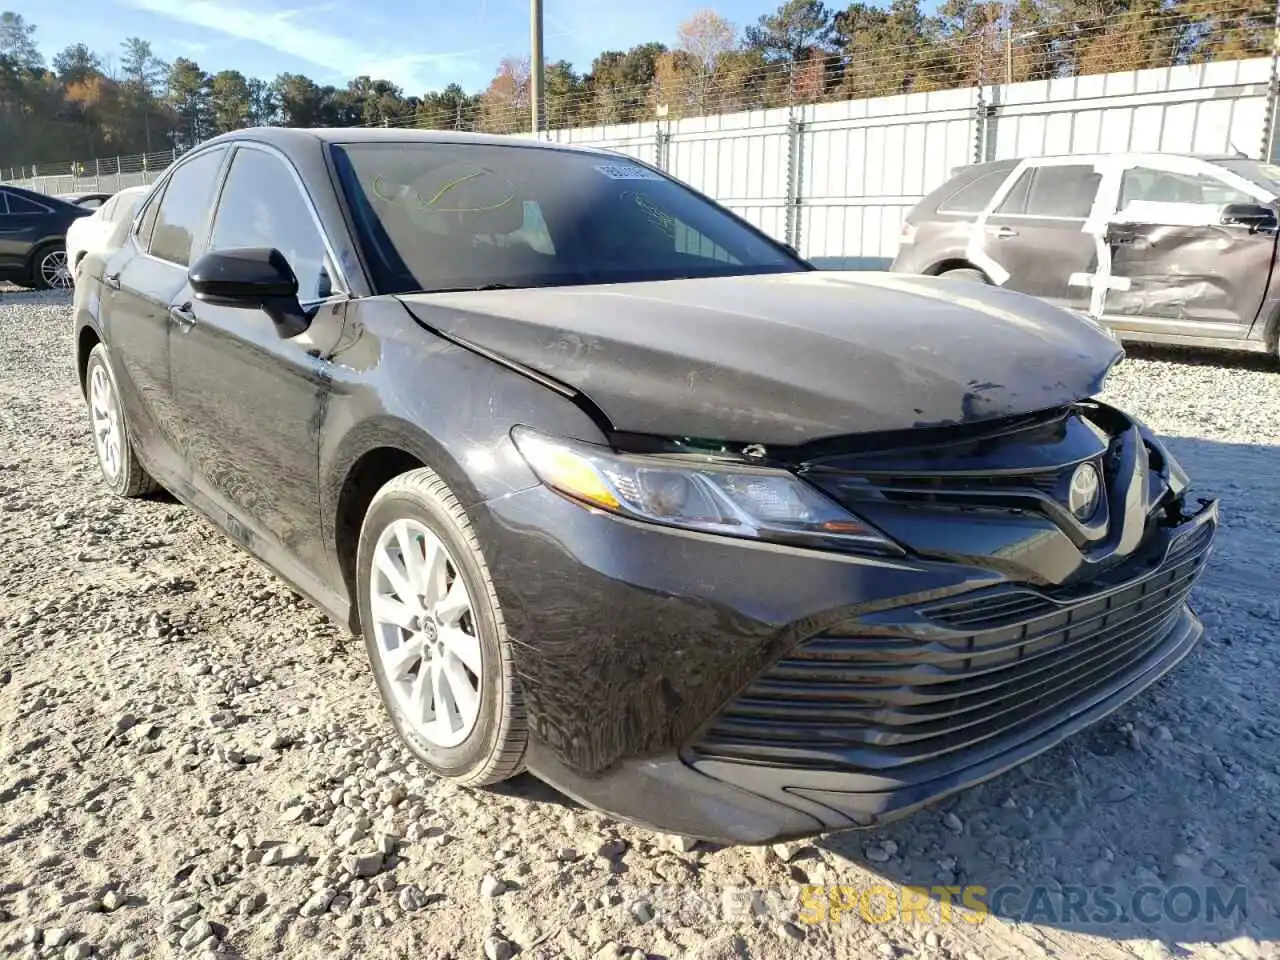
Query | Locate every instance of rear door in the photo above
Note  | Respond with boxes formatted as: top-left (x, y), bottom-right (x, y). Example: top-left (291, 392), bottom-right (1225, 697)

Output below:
top-left (100, 146), bottom-right (229, 484)
top-left (167, 142), bottom-right (346, 576)
top-left (980, 160), bottom-right (1103, 312)
top-left (1100, 158), bottom-right (1277, 338)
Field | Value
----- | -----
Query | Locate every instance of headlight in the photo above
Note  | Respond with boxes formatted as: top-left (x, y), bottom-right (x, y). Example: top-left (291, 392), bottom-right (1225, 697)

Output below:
top-left (511, 427), bottom-right (902, 554)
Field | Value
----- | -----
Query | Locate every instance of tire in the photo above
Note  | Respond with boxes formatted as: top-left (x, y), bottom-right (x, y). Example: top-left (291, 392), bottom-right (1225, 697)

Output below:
top-left (84, 344), bottom-right (159, 498)
top-left (31, 243), bottom-right (73, 290)
top-left (938, 267), bottom-right (989, 284)
top-left (356, 467), bottom-right (527, 786)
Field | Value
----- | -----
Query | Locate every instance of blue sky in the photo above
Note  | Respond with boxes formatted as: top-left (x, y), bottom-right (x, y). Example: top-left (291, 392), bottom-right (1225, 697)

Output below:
top-left (14, 0), bottom-right (779, 95)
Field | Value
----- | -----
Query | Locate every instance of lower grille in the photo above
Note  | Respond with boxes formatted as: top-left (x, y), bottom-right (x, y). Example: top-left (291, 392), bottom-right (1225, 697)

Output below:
top-left (689, 522), bottom-right (1213, 775)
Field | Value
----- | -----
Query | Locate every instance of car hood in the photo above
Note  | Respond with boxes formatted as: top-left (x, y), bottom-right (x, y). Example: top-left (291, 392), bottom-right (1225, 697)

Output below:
top-left (397, 270), bottom-right (1123, 446)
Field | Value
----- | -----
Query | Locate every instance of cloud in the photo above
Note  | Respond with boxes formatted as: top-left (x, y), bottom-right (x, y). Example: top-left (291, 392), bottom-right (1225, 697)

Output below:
top-left (125, 0), bottom-right (499, 91)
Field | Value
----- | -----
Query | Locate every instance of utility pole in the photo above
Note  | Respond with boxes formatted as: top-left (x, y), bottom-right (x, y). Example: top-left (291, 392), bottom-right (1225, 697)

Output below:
top-left (530, 0), bottom-right (545, 136)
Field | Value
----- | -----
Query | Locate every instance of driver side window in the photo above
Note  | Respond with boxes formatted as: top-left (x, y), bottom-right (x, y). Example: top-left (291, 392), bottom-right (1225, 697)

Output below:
top-left (208, 147), bottom-right (336, 302)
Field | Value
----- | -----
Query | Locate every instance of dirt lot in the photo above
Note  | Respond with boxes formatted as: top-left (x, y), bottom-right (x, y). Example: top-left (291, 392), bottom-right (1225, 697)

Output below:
top-left (1, 290), bottom-right (1278, 960)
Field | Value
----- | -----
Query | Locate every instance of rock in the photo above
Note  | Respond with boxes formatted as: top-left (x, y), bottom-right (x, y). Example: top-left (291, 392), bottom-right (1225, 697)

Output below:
top-left (374, 834), bottom-right (397, 856)
top-left (179, 920), bottom-right (213, 949)
top-left (261, 843), bottom-right (304, 866)
top-left (484, 936), bottom-right (517, 960)
top-left (1154, 725), bottom-right (1173, 742)
top-left (44, 928), bottom-right (72, 948)
top-left (119, 943), bottom-right (148, 959)
top-left (479, 874), bottom-right (506, 898)
top-left (943, 812), bottom-right (964, 833)
top-left (556, 847), bottom-right (579, 862)
top-left (336, 825), bottom-right (366, 847)
top-left (864, 842), bottom-right (895, 863)
top-left (925, 930), bottom-right (940, 948)
top-left (630, 899), bottom-right (654, 923)
top-left (64, 944), bottom-right (92, 960)
top-left (596, 838), bottom-right (628, 860)
top-left (164, 900), bottom-right (199, 924)
top-left (780, 921), bottom-right (804, 941)
top-left (112, 713), bottom-right (138, 736)
top-left (263, 731), bottom-right (291, 751)
top-left (300, 888), bottom-right (336, 918)
top-left (398, 885), bottom-right (427, 912)
top-left (279, 806), bottom-right (307, 824)
top-left (878, 944), bottom-right (898, 958)
top-left (22, 926), bottom-right (40, 945)
top-left (666, 835), bottom-right (698, 853)
top-left (101, 890), bottom-right (123, 912)
top-left (347, 853), bottom-right (383, 878)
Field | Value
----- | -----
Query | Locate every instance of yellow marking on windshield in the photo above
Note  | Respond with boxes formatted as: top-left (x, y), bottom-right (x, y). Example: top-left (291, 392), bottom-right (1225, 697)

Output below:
top-left (370, 167), bottom-right (517, 215)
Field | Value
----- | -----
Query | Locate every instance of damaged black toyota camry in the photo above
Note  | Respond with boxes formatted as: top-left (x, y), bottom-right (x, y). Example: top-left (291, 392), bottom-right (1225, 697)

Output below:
top-left (73, 128), bottom-right (1218, 843)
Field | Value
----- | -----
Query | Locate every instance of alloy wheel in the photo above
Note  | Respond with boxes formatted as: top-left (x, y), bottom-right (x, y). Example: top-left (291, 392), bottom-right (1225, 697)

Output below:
top-left (369, 519), bottom-right (483, 748)
top-left (39, 249), bottom-right (73, 289)
top-left (89, 363), bottom-right (123, 480)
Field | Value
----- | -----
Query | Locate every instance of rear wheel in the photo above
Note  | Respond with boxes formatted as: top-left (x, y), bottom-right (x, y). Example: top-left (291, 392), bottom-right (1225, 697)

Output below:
top-left (356, 468), bottom-right (527, 786)
top-left (31, 243), bottom-right (73, 290)
top-left (938, 267), bottom-right (989, 284)
top-left (84, 344), bottom-right (159, 497)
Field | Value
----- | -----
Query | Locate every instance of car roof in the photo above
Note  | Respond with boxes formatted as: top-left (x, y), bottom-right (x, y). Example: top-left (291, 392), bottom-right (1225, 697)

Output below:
top-left (197, 125), bottom-right (621, 159)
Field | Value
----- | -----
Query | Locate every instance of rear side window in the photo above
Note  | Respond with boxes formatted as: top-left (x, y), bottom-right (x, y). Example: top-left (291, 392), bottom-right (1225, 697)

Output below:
top-left (149, 148), bottom-right (228, 267)
top-left (1026, 165), bottom-right (1100, 218)
top-left (6, 192), bottom-right (49, 214)
top-left (937, 170), bottom-right (1009, 214)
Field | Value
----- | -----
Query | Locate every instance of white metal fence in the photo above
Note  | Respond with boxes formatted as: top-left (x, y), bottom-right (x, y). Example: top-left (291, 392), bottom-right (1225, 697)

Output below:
top-left (7, 56), bottom-right (1274, 264)
top-left (534, 55), bottom-right (1275, 263)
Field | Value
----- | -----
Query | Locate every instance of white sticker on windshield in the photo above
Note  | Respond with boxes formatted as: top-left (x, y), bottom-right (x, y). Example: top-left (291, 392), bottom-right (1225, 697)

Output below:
top-left (594, 163), bottom-right (663, 180)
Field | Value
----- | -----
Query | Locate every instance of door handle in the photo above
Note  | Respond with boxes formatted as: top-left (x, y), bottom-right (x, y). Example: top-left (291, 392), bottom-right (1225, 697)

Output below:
top-left (104, 273), bottom-right (121, 290)
top-left (992, 225), bottom-right (1019, 239)
top-left (169, 303), bottom-right (197, 329)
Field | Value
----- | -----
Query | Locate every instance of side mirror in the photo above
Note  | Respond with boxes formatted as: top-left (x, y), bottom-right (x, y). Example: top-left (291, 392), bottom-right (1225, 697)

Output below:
top-left (188, 247), bottom-right (310, 338)
top-left (1219, 202), bottom-right (1277, 230)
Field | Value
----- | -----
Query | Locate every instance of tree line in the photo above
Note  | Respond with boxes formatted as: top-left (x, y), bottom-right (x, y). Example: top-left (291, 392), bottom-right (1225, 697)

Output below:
top-left (0, 0), bottom-right (1271, 168)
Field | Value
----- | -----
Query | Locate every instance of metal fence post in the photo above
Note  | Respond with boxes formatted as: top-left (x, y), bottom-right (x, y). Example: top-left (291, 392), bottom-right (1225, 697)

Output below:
top-left (1263, 6), bottom-right (1280, 160)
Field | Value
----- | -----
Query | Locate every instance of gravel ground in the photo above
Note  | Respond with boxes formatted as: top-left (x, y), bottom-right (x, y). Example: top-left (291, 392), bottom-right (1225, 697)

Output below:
top-left (1, 290), bottom-right (1278, 960)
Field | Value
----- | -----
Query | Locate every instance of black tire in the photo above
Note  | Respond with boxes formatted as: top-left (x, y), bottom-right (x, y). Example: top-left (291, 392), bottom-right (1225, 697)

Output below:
top-left (84, 344), bottom-right (159, 498)
top-left (30, 242), bottom-right (71, 291)
top-left (356, 467), bottom-right (527, 786)
top-left (938, 267), bottom-right (989, 284)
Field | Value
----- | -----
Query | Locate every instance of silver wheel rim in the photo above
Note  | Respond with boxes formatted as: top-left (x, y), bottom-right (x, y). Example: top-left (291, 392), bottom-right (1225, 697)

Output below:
top-left (370, 519), bottom-right (482, 748)
top-left (40, 249), bottom-right (72, 288)
top-left (89, 363), bottom-right (123, 480)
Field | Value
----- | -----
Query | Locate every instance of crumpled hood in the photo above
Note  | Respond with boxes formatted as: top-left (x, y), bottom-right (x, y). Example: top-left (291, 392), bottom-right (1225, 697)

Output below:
top-left (397, 270), bottom-right (1123, 445)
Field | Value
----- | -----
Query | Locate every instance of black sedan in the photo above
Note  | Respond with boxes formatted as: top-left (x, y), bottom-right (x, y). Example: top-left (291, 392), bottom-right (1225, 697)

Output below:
top-left (72, 128), bottom-right (1218, 843)
top-left (1, 184), bottom-right (94, 289)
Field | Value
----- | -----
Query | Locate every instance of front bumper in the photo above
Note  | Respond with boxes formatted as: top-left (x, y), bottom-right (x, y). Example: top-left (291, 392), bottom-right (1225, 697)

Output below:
top-left (474, 477), bottom-right (1218, 844)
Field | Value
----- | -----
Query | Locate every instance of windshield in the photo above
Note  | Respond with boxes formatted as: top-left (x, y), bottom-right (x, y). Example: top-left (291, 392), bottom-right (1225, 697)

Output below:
top-left (330, 141), bottom-right (806, 295)
top-left (1217, 159), bottom-right (1280, 197)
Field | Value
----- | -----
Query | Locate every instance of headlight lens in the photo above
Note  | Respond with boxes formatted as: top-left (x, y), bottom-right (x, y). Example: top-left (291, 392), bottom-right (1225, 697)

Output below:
top-left (511, 427), bottom-right (901, 554)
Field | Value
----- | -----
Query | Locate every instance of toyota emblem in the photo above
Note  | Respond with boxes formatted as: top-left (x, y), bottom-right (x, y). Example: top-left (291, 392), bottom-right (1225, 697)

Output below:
top-left (1068, 462), bottom-right (1102, 521)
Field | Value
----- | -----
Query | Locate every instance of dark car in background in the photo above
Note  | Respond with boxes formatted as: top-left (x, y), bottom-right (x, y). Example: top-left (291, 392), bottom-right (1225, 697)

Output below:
top-left (890, 152), bottom-right (1280, 358)
top-left (72, 128), bottom-right (1217, 843)
top-left (0, 184), bottom-right (94, 289)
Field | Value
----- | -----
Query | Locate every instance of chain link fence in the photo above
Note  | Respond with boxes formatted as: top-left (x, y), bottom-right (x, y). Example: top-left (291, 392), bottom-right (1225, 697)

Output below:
top-left (2, 149), bottom-right (183, 196)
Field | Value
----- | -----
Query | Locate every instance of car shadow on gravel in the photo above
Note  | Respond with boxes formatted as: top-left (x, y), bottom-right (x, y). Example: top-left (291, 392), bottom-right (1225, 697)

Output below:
top-left (810, 435), bottom-right (1280, 951)
top-left (1121, 341), bottom-right (1279, 372)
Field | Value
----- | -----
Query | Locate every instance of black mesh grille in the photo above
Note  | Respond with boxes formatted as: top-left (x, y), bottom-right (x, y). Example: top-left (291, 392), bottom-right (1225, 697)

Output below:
top-left (690, 525), bottom-right (1213, 774)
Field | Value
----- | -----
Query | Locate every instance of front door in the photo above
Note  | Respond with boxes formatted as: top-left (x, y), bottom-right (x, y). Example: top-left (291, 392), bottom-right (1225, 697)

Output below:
top-left (980, 161), bottom-right (1103, 313)
top-left (1100, 161), bottom-right (1277, 338)
top-left (167, 143), bottom-right (345, 578)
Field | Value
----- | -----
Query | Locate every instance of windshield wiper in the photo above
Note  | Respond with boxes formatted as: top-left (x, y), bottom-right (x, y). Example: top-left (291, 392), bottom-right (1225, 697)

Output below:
top-left (419, 283), bottom-right (519, 294)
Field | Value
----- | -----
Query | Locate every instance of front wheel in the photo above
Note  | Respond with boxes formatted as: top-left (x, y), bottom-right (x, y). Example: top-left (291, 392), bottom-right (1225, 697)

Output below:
top-left (32, 243), bottom-right (73, 290)
top-left (356, 468), bottom-right (527, 786)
